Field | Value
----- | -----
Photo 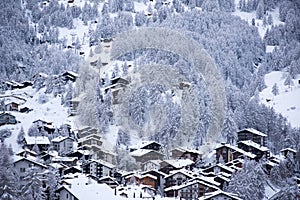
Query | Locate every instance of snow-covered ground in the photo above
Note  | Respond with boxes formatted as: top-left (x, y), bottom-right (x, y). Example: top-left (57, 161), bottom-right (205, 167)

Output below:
top-left (233, 5), bottom-right (284, 38)
top-left (1, 87), bottom-right (70, 152)
top-left (259, 71), bottom-right (300, 127)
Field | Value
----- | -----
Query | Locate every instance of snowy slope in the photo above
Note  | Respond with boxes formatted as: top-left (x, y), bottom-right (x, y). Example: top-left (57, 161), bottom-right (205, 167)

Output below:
top-left (259, 71), bottom-right (300, 127)
top-left (1, 87), bottom-right (70, 152)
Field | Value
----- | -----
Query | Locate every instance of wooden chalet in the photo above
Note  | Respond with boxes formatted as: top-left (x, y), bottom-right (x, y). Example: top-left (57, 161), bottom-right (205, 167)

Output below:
top-left (130, 149), bottom-right (164, 163)
top-left (24, 136), bottom-right (50, 152)
top-left (63, 166), bottom-right (82, 176)
top-left (280, 147), bottom-right (297, 158)
top-left (141, 170), bottom-right (167, 190)
top-left (164, 169), bottom-right (194, 188)
top-left (52, 136), bottom-right (75, 155)
top-left (0, 112), bottom-right (17, 126)
top-left (159, 159), bottom-right (195, 174)
top-left (77, 126), bottom-right (98, 138)
top-left (142, 159), bottom-right (162, 171)
top-left (98, 176), bottom-right (119, 189)
top-left (215, 143), bottom-right (256, 164)
top-left (129, 141), bottom-right (162, 152)
top-left (237, 140), bottom-right (270, 160)
top-left (164, 180), bottom-right (218, 199)
top-left (237, 128), bottom-right (267, 146)
top-left (5, 102), bottom-right (19, 111)
top-left (201, 190), bottom-right (242, 200)
top-left (171, 147), bottom-right (202, 162)
top-left (62, 71), bottom-right (78, 82)
top-left (82, 159), bottom-right (116, 179)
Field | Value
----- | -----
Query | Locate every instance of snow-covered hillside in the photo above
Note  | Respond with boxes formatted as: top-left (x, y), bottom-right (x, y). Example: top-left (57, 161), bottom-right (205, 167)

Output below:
top-left (259, 71), bottom-right (300, 127)
top-left (1, 86), bottom-right (70, 152)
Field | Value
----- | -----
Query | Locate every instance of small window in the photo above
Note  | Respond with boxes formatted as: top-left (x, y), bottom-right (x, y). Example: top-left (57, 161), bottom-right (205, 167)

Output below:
top-left (66, 193), bottom-right (69, 199)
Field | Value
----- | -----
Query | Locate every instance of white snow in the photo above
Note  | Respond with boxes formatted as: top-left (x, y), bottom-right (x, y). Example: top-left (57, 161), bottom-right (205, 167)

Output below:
top-left (2, 86), bottom-right (70, 152)
top-left (259, 71), bottom-right (300, 127)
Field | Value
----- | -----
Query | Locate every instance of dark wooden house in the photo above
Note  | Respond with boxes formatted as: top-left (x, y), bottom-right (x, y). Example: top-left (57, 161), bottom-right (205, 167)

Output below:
top-left (237, 128), bottom-right (267, 146)
top-left (237, 140), bottom-right (270, 160)
top-left (215, 143), bottom-right (256, 164)
top-left (0, 112), bottom-right (17, 126)
top-left (171, 147), bottom-right (202, 162)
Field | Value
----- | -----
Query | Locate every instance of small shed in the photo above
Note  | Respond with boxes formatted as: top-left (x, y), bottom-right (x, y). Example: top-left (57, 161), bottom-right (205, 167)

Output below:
top-left (5, 102), bottom-right (19, 111)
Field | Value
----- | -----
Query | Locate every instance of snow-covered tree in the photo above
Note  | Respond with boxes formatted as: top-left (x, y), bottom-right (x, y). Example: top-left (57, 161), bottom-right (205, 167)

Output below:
top-left (116, 148), bottom-right (139, 171)
top-left (28, 124), bottom-right (40, 137)
top-left (21, 167), bottom-right (46, 200)
top-left (17, 127), bottom-right (25, 145)
top-left (0, 143), bottom-right (20, 200)
top-left (256, 0), bottom-right (264, 19)
top-left (0, 129), bottom-right (12, 142)
top-left (221, 110), bottom-right (238, 145)
top-left (272, 83), bottom-right (279, 96)
top-left (227, 160), bottom-right (265, 200)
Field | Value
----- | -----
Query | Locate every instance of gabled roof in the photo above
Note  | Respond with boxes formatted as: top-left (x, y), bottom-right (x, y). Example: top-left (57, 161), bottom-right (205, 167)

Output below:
top-left (85, 159), bottom-right (115, 169)
top-left (201, 190), bottom-right (242, 200)
top-left (238, 140), bottom-right (269, 151)
top-left (164, 180), bottom-right (219, 192)
top-left (280, 147), bottom-right (297, 153)
top-left (13, 156), bottom-right (47, 169)
top-left (238, 128), bottom-right (267, 137)
top-left (215, 143), bottom-right (256, 159)
top-left (162, 159), bottom-right (194, 169)
top-left (0, 112), bottom-right (15, 118)
top-left (130, 149), bottom-right (163, 157)
top-left (24, 136), bottom-right (50, 145)
top-left (172, 147), bottom-right (203, 155)
top-left (129, 141), bottom-right (161, 150)
top-left (165, 168), bottom-right (195, 179)
top-left (52, 136), bottom-right (74, 143)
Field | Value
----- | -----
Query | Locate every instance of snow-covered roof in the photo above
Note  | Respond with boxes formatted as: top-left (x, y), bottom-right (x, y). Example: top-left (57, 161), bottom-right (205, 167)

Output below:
top-left (165, 168), bottom-right (195, 179)
top-left (130, 149), bottom-right (163, 157)
top-left (59, 174), bottom-right (120, 200)
top-left (215, 143), bottom-right (257, 159)
top-left (239, 140), bottom-right (269, 151)
top-left (63, 71), bottom-right (79, 77)
top-left (52, 136), bottom-right (74, 143)
top-left (24, 136), bottom-right (50, 145)
top-left (52, 156), bottom-right (77, 162)
top-left (216, 163), bottom-right (235, 173)
top-left (88, 159), bottom-right (115, 169)
top-left (13, 156), bottom-right (47, 168)
top-left (164, 180), bottom-right (219, 192)
top-left (280, 147), bottom-right (297, 153)
top-left (16, 148), bottom-right (37, 156)
top-left (142, 159), bottom-right (162, 165)
top-left (162, 159), bottom-right (194, 168)
top-left (141, 173), bottom-right (157, 180)
top-left (172, 147), bottom-right (203, 155)
top-left (201, 190), bottom-right (242, 200)
top-left (238, 128), bottom-right (267, 137)
top-left (129, 141), bottom-right (161, 150)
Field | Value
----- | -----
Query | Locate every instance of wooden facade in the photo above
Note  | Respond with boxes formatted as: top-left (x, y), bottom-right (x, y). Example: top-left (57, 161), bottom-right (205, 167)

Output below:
top-left (237, 128), bottom-right (267, 146)
top-left (0, 113), bottom-right (17, 126)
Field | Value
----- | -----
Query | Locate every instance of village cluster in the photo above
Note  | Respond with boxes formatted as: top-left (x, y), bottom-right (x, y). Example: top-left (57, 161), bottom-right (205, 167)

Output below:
top-left (0, 70), bottom-right (299, 199)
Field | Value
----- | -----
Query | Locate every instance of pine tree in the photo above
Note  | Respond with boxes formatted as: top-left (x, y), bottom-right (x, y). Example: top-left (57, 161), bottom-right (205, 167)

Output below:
top-left (272, 83), bottom-right (279, 96)
top-left (0, 143), bottom-right (20, 200)
top-left (0, 129), bottom-right (12, 142)
top-left (221, 110), bottom-right (238, 145)
top-left (21, 167), bottom-right (46, 200)
top-left (228, 160), bottom-right (265, 200)
top-left (256, 0), bottom-right (264, 19)
top-left (17, 127), bottom-right (25, 145)
top-left (284, 74), bottom-right (294, 88)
